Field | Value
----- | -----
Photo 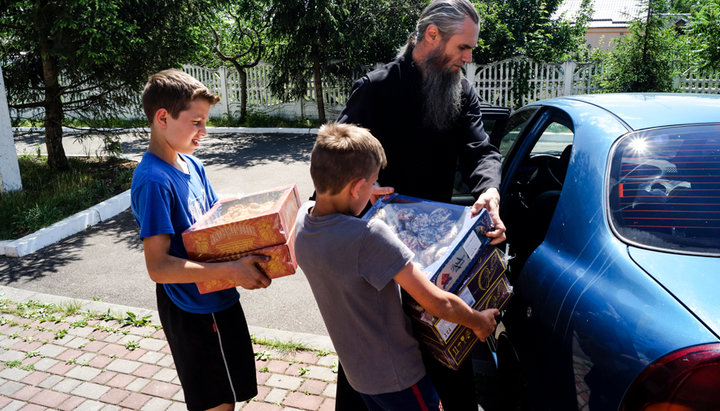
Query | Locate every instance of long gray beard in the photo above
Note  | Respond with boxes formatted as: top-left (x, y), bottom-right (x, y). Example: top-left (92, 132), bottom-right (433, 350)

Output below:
top-left (420, 51), bottom-right (462, 131)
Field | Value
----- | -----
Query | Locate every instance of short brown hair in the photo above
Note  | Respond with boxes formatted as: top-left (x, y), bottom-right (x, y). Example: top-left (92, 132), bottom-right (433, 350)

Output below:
top-left (142, 69), bottom-right (220, 124)
top-left (311, 123), bottom-right (387, 195)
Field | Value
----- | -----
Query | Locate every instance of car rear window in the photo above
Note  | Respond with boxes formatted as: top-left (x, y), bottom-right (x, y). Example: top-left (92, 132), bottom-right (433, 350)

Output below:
top-left (608, 124), bottom-right (720, 256)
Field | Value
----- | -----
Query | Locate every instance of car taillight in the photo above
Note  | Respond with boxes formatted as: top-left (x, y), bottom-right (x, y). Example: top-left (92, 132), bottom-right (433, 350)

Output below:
top-left (621, 343), bottom-right (720, 411)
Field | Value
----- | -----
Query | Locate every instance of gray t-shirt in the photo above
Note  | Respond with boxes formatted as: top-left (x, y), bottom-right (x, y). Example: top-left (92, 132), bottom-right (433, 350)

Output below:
top-left (294, 202), bottom-right (426, 395)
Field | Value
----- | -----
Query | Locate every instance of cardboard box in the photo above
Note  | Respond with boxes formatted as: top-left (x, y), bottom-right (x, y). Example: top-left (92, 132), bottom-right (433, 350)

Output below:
top-left (196, 227), bottom-right (297, 294)
top-left (362, 194), bottom-right (494, 293)
top-left (183, 185), bottom-right (300, 262)
top-left (404, 247), bottom-right (513, 370)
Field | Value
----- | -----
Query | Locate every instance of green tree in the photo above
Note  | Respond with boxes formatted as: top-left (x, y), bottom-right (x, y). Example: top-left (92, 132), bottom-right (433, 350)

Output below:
top-left (472, 0), bottom-right (592, 63)
top-left (599, 0), bottom-right (685, 92)
top-left (686, 0), bottom-right (720, 71)
top-left (0, 0), bottom-right (223, 172)
top-left (210, 1), bottom-right (272, 122)
top-left (266, 0), bottom-right (422, 123)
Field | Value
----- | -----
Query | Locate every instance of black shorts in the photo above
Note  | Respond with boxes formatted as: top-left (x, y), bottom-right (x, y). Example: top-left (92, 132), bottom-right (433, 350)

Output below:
top-left (156, 284), bottom-right (257, 410)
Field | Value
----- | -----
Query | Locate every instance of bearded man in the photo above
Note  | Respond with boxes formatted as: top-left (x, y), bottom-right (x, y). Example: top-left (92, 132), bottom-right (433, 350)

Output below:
top-left (337, 0), bottom-right (506, 409)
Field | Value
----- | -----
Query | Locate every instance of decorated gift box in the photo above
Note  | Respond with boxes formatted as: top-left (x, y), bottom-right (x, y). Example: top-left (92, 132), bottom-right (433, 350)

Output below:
top-left (403, 246), bottom-right (512, 370)
top-left (362, 193), bottom-right (495, 293)
top-left (182, 184), bottom-right (300, 262)
top-left (195, 227), bottom-right (297, 294)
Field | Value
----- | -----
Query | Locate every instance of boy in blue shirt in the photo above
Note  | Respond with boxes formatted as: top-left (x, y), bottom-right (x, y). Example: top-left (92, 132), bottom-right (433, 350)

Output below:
top-left (294, 123), bottom-right (498, 411)
top-left (131, 69), bottom-right (270, 411)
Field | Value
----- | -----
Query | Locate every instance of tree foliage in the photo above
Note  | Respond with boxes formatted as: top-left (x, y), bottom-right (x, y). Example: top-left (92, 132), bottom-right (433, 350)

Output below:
top-left (0, 0), bottom-right (225, 172)
top-left (598, 0), bottom-right (686, 92)
top-left (472, 0), bottom-right (592, 63)
top-left (266, 0), bottom-right (423, 123)
top-left (687, 0), bottom-right (720, 71)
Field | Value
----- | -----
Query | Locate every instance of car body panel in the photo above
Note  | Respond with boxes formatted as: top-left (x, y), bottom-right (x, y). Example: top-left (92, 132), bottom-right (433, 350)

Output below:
top-left (496, 93), bottom-right (720, 410)
top-left (627, 247), bottom-right (720, 338)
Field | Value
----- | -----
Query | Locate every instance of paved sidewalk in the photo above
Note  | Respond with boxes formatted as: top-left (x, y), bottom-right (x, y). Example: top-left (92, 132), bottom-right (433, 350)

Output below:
top-left (0, 286), bottom-right (337, 410)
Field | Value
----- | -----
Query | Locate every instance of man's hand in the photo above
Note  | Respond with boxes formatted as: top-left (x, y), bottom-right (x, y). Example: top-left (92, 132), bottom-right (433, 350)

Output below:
top-left (227, 255), bottom-right (272, 290)
top-left (370, 183), bottom-right (394, 205)
top-left (471, 187), bottom-right (506, 245)
top-left (470, 308), bottom-right (499, 342)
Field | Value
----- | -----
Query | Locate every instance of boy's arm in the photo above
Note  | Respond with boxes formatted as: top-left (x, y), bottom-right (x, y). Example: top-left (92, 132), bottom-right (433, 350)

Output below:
top-left (143, 234), bottom-right (271, 290)
top-left (394, 262), bottom-right (498, 341)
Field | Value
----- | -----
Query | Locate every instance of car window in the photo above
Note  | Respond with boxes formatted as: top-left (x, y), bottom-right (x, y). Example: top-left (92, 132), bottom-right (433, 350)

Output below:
top-left (531, 122), bottom-right (573, 157)
top-left (498, 107), bottom-right (538, 159)
top-left (608, 124), bottom-right (720, 256)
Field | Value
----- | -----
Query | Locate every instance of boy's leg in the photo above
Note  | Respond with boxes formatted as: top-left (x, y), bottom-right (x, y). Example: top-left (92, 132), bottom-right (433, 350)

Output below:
top-left (157, 284), bottom-right (257, 410)
top-left (422, 350), bottom-right (477, 411)
top-left (359, 374), bottom-right (440, 411)
top-left (336, 362), bottom-right (369, 411)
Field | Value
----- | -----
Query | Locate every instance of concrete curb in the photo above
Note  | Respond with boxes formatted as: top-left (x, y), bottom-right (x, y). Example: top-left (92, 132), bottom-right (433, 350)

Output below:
top-left (0, 284), bottom-right (335, 352)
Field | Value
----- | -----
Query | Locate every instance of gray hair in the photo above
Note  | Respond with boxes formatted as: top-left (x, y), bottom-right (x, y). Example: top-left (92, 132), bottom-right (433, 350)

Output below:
top-left (398, 0), bottom-right (479, 57)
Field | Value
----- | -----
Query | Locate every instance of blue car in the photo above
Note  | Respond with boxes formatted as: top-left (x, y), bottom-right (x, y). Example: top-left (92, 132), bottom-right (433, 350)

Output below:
top-left (484, 93), bottom-right (720, 410)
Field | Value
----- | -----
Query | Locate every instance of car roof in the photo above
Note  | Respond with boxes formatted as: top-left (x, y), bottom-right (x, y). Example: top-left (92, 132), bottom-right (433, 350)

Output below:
top-left (535, 93), bottom-right (720, 131)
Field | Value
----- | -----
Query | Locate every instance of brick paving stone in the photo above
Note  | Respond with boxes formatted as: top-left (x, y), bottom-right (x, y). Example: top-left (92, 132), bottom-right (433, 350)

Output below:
top-left (123, 347), bottom-right (147, 361)
top-left (141, 397), bottom-right (174, 410)
top-left (265, 374), bottom-right (303, 391)
top-left (72, 399), bottom-right (104, 410)
top-left (126, 377), bottom-right (151, 392)
top-left (2, 399), bottom-right (23, 411)
top-left (133, 363), bottom-right (160, 379)
top-left (106, 358), bottom-right (141, 374)
top-left (0, 367), bottom-right (32, 382)
top-left (157, 353), bottom-right (175, 368)
top-left (290, 351), bottom-right (320, 365)
top-left (255, 385), bottom-right (271, 401)
top-left (0, 380), bottom-right (26, 397)
top-left (118, 392), bottom-right (152, 409)
top-left (75, 352), bottom-right (96, 364)
top-left (161, 344), bottom-right (172, 354)
top-left (91, 370), bottom-right (117, 385)
top-left (66, 365), bottom-right (101, 381)
top-left (37, 344), bottom-right (67, 358)
top-left (0, 350), bottom-right (25, 362)
top-left (56, 396), bottom-right (86, 411)
top-left (265, 360), bottom-right (290, 374)
top-left (9, 385), bottom-right (41, 401)
top-left (37, 374), bottom-right (63, 389)
top-left (152, 367), bottom-right (178, 383)
top-left (283, 391), bottom-right (324, 410)
top-left (31, 358), bottom-right (58, 372)
top-left (15, 402), bottom-right (44, 411)
top-left (242, 401), bottom-right (282, 410)
top-left (57, 348), bottom-right (83, 361)
top-left (256, 371), bottom-right (271, 385)
top-left (99, 343), bottom-right (127, 357)
top-left (20, 371), bottom-right (50, 386)
top-left (152, 329), bottom-right (166, 339)
top-left (322, 383), bottom-right (337, 398)
top-left (0, 396), bottom-right (12, 408)
top-left (316, 355), bottom-right (338, 367)
top-left (140, 380), bottom-right (181, 398)
top-left (63, 337), bottom-right (89, 349)
top-left (137, 350), bottom-right (163, 364)
top-left (88, 354), bottom-right (113, 369)
top-left (100, 387), bottom-right (130, 405)
top-left (47, 361), bottom-right (75, 376)
top-left (106, 373), bottom-right (135, 389)
top-left (138, 337), bottom-right (167, 352)
top-left (298, 379), bottom-right (328, 396)
top-left (305, 366), bottom-right (337, 382)
top-left (82, 340), bottom-right (108, 353)
top-left (52, 378), bottom-right (82, 394)
top-left (172, 388), bottom-right (185, 402)
top-left (11, 340), bottom-right (43, 352)
top-left (71, 381), bottom-right (110, 400)
top-left (264, 388), bottom-right (288, 405)
top-left (167, 402), bottom-right (187, 411)
top-left (103, 333), bottom-right (124, 344)
top-left (68, 326), bottom-right (94, 338)
top-left (29, 389), bottom-right (71, 408)
top-left (318, 398), bottom-right (336, 411)
top-left (285, 363), bottom-right (302, 376)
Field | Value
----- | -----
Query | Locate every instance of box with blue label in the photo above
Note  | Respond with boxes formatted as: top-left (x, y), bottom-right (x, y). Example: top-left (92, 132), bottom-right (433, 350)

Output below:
top-left (403, 247), bottom-right (512, 369)
top-left (362, 193), bottom-right (494, 293)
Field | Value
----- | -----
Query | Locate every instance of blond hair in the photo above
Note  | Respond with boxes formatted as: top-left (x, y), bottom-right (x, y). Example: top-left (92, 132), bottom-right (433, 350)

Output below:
top-left (311, 123), bottom-right (387, 195)
top-left (142, 69), bottom-right (220, 124)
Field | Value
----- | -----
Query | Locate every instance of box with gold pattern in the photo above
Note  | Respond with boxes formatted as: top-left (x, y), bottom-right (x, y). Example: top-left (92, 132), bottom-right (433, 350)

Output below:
top-left (196, 227), bottom-right (297, 293)
top-left (403, 246), bottom-right (513, 370)
top-left (182, 185), bottom-right (300, 262)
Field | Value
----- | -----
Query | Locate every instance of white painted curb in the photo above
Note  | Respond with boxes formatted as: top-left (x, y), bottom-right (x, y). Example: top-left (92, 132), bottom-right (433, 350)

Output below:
top-left (2, 189), bottom-right (130, 258)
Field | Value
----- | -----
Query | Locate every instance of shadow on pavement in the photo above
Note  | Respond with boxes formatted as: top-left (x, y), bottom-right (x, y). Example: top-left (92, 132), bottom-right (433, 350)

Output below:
top-left (198, 133), bottom-right (314, 168)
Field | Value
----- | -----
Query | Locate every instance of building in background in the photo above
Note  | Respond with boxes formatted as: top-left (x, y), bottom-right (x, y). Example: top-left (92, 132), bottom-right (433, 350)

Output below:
top-left (555, 0), bottom-right (643, 50)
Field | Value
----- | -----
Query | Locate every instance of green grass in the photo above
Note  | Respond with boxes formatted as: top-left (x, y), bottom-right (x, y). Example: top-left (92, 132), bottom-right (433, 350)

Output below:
top-left (0, 155), bottom-right (135, 240)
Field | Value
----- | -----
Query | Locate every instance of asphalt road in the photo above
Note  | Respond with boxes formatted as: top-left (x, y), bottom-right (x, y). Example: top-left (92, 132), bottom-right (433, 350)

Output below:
top-left (1, 129), bottom-right (329, 336)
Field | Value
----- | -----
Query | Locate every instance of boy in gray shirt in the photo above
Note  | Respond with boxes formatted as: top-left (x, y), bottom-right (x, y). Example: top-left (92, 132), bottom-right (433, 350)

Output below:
top-left (294, 122), bottom-right (498, 410)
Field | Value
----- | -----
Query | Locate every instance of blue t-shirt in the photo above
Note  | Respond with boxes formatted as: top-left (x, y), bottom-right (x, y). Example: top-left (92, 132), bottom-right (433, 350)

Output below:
top-left (131, 152), bottom-right (239, 313)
